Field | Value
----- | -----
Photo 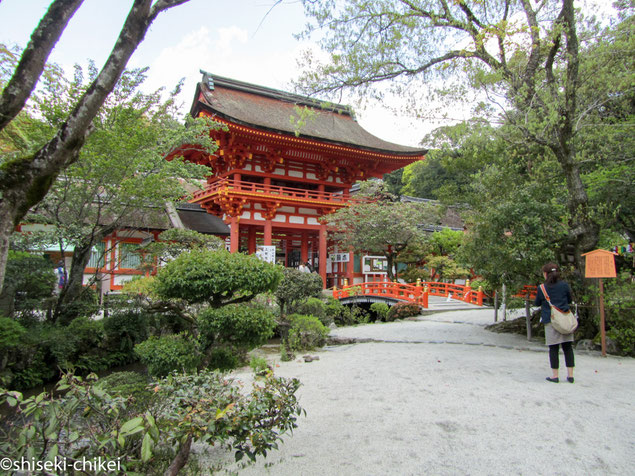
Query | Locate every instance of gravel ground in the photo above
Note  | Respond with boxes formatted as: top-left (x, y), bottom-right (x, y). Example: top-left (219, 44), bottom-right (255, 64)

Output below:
top-left (213, 309), bottom-right (635, 476)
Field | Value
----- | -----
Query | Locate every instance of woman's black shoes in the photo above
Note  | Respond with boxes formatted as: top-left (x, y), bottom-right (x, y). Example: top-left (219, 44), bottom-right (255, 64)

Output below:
top-left (546, 377), bottom-right (559, 383)
top-left (567, 377), bottom-right (574, 383)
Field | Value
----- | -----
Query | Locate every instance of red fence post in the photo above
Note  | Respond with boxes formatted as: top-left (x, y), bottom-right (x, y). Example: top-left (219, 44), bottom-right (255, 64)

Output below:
top-left (421, 285), bottom-right (429, 308)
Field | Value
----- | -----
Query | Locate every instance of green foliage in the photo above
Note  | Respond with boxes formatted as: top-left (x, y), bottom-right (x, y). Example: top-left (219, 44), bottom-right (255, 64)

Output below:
top-left (292, 296), bottom-right (332, 326)
top-left (153, 249), bottom-right (283, 307)
top-left (599, 272), bottom-right (635, 356)
top-left (370, 302), bottom-right (390, 321)
top-left (249, 356), bottom-right (270, 376)
top-left (0, 316), bottom-right (26, 351)
top-left (153, 371), bottom-right (303, 466)
top-left (141, 228), bottom-right (224, 265)
top-left (197, 304), bottom-right (276, 354)
top-left (96, 371), bottom-right (154, 413)
top-left (103, 309), bottom-right (149, 356)
top-left (134, 334), bottom-right (201, 378)
top-left (275, 267), bottom-right (324, 316)
top-left (0, 251), bottom-right (54, 320)
top-left (287, 314), bottom-right (329, 351)
top-left (55, 287), bottom-right (99, 326)
top-left (323, 297), bottom-right (369, 326)
top-left (208, 347), bottom-right (242, 371)
top-left (386, 302), bottom-right (421, 321)
top-left (0, 370), bottom-right (303, 474)
top-left (425, 255), bottom-right (471, 281)
top-left (323, 188), bottom-right (439, 280)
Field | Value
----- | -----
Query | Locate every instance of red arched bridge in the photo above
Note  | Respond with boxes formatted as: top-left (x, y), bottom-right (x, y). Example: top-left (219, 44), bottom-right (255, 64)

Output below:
top-left (333, 280), bottom-right (485, 308)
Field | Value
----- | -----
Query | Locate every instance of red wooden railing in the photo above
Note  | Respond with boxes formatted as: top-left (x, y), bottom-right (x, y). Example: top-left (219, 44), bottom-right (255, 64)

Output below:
top-left (513, 285), bottom-right (537, 300)
top-left (333, 281), bottom-right (485, 308)
top-left (191, 178), bottom-right (356, 206)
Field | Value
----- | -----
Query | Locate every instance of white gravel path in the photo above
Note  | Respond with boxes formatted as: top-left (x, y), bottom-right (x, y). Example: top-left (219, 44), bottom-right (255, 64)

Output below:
top-left (218, 309), bottom-right (635, 476)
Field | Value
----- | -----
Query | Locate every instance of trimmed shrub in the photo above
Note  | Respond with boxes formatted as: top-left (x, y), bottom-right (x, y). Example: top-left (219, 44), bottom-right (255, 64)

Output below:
top-left (153, 249), bottom-right (282, 306)
top-left (103, 309), bottom-right (149, 355)
top-left (292, 297), bottom-right (332, 326)
top-left (134, 334), bottom-right (201, 377)
top-left (370, 302), bottom-right (390, 321)
top-left (207, 347), bottom-right (241, 371)
top-left (275, 268), bottom-right (323, 317)
top-left (287, 314), bottom-right (329, 351)
top-left (197, 304), bottom-right (276, 353)
top-left (386, 302), bottom-right (421, 321)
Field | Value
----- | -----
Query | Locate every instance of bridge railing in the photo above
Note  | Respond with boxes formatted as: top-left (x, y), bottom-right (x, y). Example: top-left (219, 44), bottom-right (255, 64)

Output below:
top-left (333, 281), bottom-right (485, 307)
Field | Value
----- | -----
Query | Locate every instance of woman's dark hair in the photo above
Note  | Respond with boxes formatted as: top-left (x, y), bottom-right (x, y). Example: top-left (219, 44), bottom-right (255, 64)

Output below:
top-left (542, 262), bottom-right (560, 284)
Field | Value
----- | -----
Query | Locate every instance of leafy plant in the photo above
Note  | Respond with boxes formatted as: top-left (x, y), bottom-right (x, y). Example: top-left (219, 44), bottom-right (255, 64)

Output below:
top-left (370, 302), bottom-right (390, 321)
top-left (275, 267), bottom-right (323, 317)
top-left (386, 302), bottom-right (421, 321)
top-left (287, 314), bottom-right (329, 351)
top-left (153, 249), bottom-right (283, 308)
top-left (249, 356), bottom-right (270, 376)
top-left (0, 369), bottom-right (304, 475)
top-left (134, 334), bottom-right (201, 377)
top-left (292, 296), bottom-right (332, 326)
top-left (197, 304), bottom-right (276, 351)
top-left (0, 251), bottom-right (55, 320)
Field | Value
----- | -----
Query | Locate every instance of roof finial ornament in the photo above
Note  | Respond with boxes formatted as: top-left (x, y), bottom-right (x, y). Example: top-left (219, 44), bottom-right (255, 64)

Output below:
top-left (200, 69), bottom-right (214, 90)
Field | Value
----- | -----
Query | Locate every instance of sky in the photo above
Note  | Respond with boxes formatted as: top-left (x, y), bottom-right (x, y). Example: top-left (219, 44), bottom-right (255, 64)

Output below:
top-left (0, 0), bottom-right (428, 147)
top-left (0, 0), bottom-right (616, 148)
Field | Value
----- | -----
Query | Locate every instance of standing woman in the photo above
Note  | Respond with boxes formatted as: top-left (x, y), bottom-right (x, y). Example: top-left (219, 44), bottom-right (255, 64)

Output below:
top-left (534, 263), bottom-right (575, 383)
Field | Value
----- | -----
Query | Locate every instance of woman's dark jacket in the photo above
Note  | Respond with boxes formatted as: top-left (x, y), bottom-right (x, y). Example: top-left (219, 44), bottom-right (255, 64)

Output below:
top-left (534, 281), bottom-right (572, 324)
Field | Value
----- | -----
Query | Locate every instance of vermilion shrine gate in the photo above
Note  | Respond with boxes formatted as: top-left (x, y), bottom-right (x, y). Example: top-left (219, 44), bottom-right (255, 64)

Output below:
top-left (177, 73), bottom-right (426, 287)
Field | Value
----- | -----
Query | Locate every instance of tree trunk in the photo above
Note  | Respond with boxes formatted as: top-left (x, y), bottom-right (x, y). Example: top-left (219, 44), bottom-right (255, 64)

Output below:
top-left (0, 0), bottom-right (84, 131)
top-left (53, 225), bottom-right (116, 323)
top-left (164, 433), bottom-right (192, 476)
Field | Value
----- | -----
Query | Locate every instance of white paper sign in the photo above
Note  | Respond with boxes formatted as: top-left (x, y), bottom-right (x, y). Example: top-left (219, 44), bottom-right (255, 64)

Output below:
top-left (256, 245), bottom-right (276, 264)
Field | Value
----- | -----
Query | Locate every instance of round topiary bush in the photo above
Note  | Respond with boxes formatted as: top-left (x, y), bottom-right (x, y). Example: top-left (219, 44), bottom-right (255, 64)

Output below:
top-left (287, 314), bottom-right (329, 351)
top-left (134, 334), bottom-right (201, 377)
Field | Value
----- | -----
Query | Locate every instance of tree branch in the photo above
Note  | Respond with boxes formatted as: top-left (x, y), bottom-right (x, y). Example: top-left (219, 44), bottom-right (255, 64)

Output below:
top-left (0, 0), bottom-right (84, 131)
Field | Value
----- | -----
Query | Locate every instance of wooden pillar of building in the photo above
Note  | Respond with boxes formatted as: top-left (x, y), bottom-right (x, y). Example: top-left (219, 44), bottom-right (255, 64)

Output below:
top-left (247, 226), bottom-right (256, 254)
top-left (229, 216), bottom-right (239, 253)
top-left (319, 223), bottom-right (327, 288)
top-left (264, 220), bottom-right (272, 246)
top-left (301, 232), bottom-right (309, 264)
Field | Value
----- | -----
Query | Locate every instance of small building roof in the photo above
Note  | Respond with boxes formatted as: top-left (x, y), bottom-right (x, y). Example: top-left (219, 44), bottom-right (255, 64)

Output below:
top-left (192, 72), bottom-right (427, 157)
top-left (176, 203), bottom-right (230, 235)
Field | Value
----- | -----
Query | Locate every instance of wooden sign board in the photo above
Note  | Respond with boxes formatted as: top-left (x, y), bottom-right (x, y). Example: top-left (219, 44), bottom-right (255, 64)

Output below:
top-left (582, 249), bottom-right (617, 278)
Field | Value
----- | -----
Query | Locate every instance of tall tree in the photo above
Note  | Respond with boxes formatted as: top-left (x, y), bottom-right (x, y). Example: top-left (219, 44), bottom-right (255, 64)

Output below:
top-left (323, 183), bottom-right (439, 280)
top-left (0, 0), bottom-right (192, 292)
top-left (297, 0), bottom-right (628, 271)
top-left (23, 65), bottom-right (216, 322)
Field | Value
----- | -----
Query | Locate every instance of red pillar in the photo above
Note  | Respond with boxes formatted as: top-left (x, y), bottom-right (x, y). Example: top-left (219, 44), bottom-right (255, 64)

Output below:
top-left (264, 220), bottom-right (272, 246)
top-left (229, 216), bottom-right (239, 253)
top-left (301, 232), bottom-right (308, 263)
top-left (247, 226), bottom-right (256, 254)
top-left (319, 223), bottom-right (327, 288)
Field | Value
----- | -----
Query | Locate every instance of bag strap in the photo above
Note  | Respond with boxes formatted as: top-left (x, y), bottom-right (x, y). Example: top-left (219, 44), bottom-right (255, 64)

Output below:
top-left (540, 284), bottom-right (551, 303)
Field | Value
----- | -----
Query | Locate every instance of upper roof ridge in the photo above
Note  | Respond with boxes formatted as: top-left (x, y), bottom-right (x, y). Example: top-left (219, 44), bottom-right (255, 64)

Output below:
top-left (200, 70), bottom-right (355, 118)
